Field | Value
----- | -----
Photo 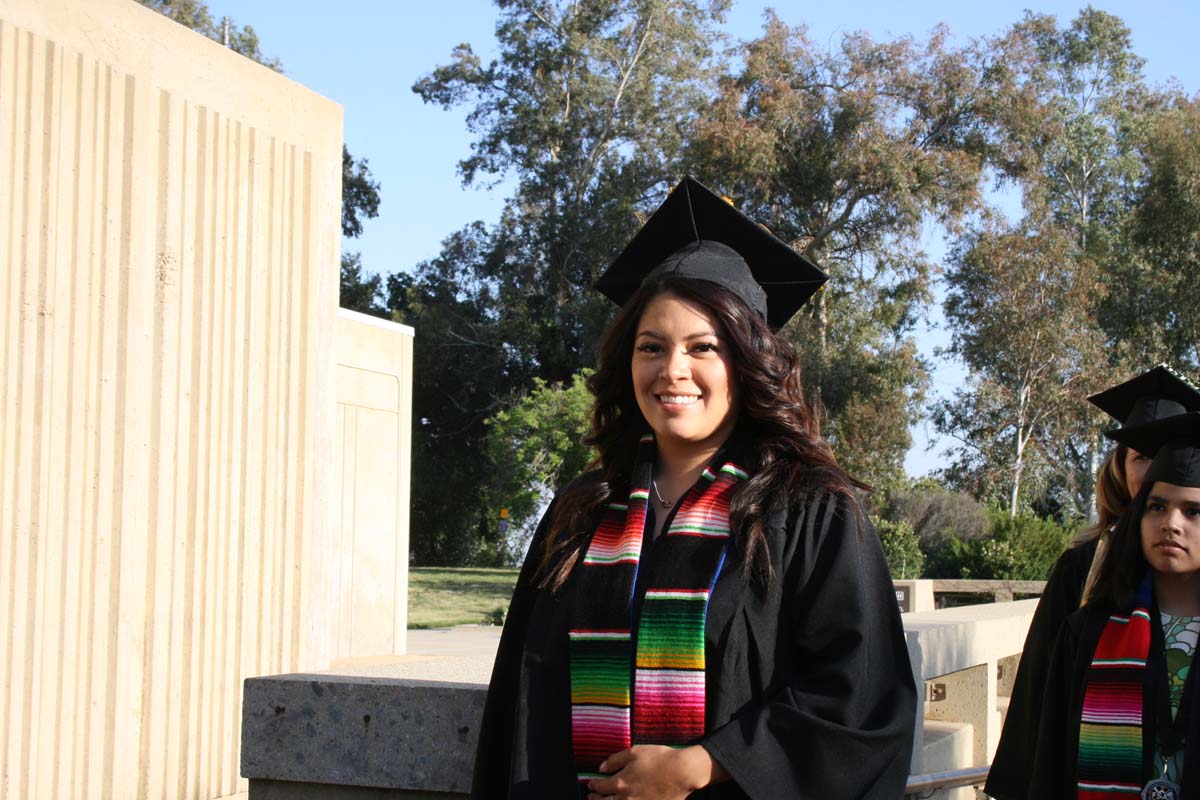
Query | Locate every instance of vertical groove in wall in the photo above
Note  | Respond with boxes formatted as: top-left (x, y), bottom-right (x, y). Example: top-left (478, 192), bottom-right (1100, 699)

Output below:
top-left (277, 144), bottom-right (296, 675)
top-left (79, 59), bottom-right (106, 800)
top-left (51, 49), bottom-right (84, 800)
top-left (2, 30), bottom-right (31, 800)
top-left (231, 124), bottom-right (257, 796)
top-left (168, 94), bottom-right (197, 800)
top-left (0, 10), bottom-right (339, 797)
top-left (40, 37), bottom-right (65, 791)
top-left (294, 150), bottom-right (314, 669)
top-left (181, 99), bottom-right (206, 800)
top-left (259, 135), bottom-right (282, 680)
top-left (62, 55), bottom-right (92, 797)
top-left (137, 84), bottom-right (172, 800)
top-left (0, 52), bottom-right (11, 726)
top-left (23, 33), bottom-right (54, 800)
top-left (0, 27), bottom-right (14, 789)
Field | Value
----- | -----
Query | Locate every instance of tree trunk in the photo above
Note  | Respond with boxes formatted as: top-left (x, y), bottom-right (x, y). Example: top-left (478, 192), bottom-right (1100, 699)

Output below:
top-left (1087, 435), bottom-right (1101, 522)
top-left (1010, 446), bottom-right (1022, 519)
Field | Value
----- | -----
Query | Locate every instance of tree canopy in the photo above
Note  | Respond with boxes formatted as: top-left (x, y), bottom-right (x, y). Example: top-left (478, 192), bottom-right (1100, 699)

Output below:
top-left (147, 0), bottom-right (1200, 567)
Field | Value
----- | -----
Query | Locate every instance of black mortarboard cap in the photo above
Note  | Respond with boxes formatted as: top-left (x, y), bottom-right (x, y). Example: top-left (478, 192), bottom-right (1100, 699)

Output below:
top-left (594, 176), bottom-right (828, 330)
top-left (1088, 364), bottom-right (1200, 441)
top-left (1109, 412), bottom-right (1200, 489)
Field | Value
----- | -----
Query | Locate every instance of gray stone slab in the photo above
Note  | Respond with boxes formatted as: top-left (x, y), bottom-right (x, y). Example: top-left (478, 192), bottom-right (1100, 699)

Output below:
top-left (249, 778), bottom-right (464, 799)
top-left (241, 671), bottom-right (487, 793)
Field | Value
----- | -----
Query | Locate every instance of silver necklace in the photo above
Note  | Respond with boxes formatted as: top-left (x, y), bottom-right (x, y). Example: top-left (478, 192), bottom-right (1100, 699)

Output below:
top-left (651, 479), bottom-right (673, 509)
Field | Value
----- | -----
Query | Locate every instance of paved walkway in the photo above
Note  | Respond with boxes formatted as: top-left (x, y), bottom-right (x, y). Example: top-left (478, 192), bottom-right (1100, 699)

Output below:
top-left (406, 625), bottom-right (504, 659)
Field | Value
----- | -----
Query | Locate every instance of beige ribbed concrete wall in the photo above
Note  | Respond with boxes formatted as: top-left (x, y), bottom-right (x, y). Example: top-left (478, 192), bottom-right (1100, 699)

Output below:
top-left (0, 1), bottom-right (342, 798)
top-left (333, 309), bottom-right (414, 661)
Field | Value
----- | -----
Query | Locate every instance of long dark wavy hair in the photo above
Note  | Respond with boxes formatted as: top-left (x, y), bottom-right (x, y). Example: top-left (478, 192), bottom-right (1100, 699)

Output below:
top-left (1087, 479), bottom-right (1155, 609)
top-left (536, 274), bottom-right (866, 591)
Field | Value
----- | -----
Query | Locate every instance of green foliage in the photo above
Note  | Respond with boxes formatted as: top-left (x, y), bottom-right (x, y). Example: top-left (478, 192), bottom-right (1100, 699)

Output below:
top-left (387, 224), bottom-right (524, 565)
top-left (1103, 98), bottom-right (1200, 370)
top-left (934, 219), bottom-right (1107, 514)
top-left (924, 506), bottom-right (1072, 580)
top-left (342, 146), bottom-right (381, 239)
top-left (401, 0), bottom-right (731, 563)
top-left (986, 8), bottom-right (1153, 237)
top-left (339, 252), bottom-right (387, 317)
top-left (485, 372), bottom-right (596, 555)
top-left (411, 0), bottom-right (732, 386)
top-left (936, 8), bottom-right (1190, 515)
top-left (871, 516), bottom-right (925, 581)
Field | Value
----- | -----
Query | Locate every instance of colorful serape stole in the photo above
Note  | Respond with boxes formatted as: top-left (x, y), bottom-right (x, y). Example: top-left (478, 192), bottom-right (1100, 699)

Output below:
top-left (1076, 575), bottom-right (1154, 799)
top-left (633, 461), bottom-right (745, 743)
top-left (567, 434), bottom-right (747, 784)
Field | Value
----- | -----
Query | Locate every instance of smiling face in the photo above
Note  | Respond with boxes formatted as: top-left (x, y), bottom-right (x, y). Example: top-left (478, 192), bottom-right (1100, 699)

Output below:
top-left (1140, 481), bottom-right (1200, 576)
top-left (1124, 447), bottom-right (1153, 498)
top-left (631, 292), bottom-right (739, 460)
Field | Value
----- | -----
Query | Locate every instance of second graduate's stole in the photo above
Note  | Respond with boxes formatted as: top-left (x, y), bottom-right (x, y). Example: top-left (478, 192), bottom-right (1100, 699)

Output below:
top-left (1075, 574), bottom-right (1153, 799)
top-left (567, 432), bottom-right (746, 784)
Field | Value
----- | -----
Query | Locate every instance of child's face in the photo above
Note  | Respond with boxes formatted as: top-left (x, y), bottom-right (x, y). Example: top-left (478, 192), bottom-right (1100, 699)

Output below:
top-left (1141, 481), bottom-right (1200, 575)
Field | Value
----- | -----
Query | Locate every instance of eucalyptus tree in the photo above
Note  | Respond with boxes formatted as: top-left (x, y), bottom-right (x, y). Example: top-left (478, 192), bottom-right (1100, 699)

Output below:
top-left (1102, 98), bottom-right (1200, 371)
top-left (934, 218), bottom-right (1106, 514)
top-left (686, 15), bottom-right (993, 488)
top-left (939, 8), bottom-right (1172, 515)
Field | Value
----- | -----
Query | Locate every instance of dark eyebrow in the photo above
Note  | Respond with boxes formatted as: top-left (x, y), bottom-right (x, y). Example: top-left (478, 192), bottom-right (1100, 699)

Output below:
top-left (634, 329), bottom-right (718, 340)
top-left (1148, 494), bottom-right (1169, 504)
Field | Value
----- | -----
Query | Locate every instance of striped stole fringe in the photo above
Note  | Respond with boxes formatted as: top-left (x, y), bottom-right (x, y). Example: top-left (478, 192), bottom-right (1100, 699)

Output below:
top-left (1076, 576), bottom-right (1153, 799)
top-left (568, 434), bottom-right (746, 785)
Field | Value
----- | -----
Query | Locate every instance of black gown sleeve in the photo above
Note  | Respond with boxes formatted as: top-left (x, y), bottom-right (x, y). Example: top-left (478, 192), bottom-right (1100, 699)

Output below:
top-left (985, 539), bottom-right (1097, 800)
top-left (1027, 608), bottom-right (1089, 800)
top-left (699, 494), bottom-right (917, 800)
top-left (470, 497), bottom-right (559, 800)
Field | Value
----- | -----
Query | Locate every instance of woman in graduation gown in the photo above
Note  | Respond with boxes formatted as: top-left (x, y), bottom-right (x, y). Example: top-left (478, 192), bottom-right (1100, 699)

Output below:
top-left (1022, 413), bottom-right (1200, 799)
top-left (470, 177), bottom-right (916, 800)
top-left (987, 367), bottom-right (1200, 800)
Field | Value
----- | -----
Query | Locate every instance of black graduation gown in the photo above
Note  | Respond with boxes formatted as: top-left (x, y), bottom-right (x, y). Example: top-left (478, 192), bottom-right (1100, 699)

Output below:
top-left (986, 538), bottom-right (1099, 800)
top-left (1025, 599), bottom-right (1200, 799)
top-left (470, 484), bottom-right (917, 800)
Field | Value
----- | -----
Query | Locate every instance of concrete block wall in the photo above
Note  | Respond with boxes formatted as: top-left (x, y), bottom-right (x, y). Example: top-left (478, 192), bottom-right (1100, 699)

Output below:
top-left (333, 310), bottom-right (415, 661)
top-left (0, 0), bottom-right (343, 797)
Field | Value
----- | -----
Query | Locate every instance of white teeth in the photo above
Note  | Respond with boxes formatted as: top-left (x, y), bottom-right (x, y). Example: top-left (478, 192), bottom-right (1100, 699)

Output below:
top-left (659, 395), bottom-right (698, 404)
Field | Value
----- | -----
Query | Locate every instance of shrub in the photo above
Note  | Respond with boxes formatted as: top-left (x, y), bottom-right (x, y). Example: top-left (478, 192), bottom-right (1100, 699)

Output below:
top-left (884, 480), bottom-right (991, 549)
top-left (925, 506), bottom-right (1073, 580)
top-left (872, 516), bottom-right (925, 580)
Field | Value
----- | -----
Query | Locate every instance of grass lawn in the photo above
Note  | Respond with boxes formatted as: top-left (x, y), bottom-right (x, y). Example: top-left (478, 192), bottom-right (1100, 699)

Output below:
top-left (408, 566), bottom-right (521, 629)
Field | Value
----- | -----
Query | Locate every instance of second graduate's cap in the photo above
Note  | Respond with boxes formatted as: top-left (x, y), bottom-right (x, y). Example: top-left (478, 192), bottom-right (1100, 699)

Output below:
top-left (1088, 364), bottom-right (1200, 440)
top-left (1109, 412), bottom-right (1200, 489)
top-left (594, 176), bottom-right (828, 330)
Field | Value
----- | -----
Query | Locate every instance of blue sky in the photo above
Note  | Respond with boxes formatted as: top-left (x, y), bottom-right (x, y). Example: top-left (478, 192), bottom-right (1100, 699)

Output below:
top-left (219, 0), bottom-right (1199, 476)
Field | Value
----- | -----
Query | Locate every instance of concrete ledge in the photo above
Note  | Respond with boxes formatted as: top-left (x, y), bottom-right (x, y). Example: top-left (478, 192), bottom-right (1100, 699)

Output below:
top-left (241, 666), bottom-right (488, 794)
top-left (248, 779), bottom-right (459, 799)
top-left (904, 598), bottom-right (1038, 680)
top-left (243, 607), bottom-right (1040, 796)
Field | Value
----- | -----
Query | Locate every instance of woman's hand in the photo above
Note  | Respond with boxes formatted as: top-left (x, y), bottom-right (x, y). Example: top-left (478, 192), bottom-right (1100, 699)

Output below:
top-left (585, 744), bottom-right (728, 800)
